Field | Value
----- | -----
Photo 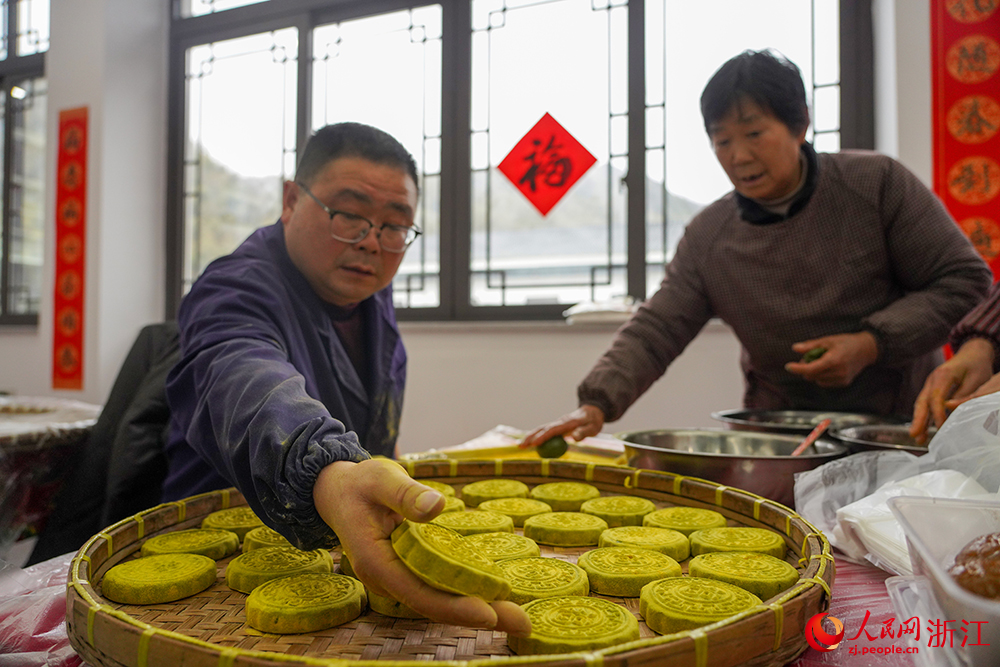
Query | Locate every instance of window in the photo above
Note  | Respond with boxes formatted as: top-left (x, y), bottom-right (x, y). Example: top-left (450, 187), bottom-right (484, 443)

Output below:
top-left (167, 0), bottom-right (870, 321)
top-left (0, 0), bottom-right (47, 325)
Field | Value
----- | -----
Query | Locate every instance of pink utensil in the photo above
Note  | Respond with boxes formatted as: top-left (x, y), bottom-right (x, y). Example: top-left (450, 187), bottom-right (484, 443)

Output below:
top-left (791, 418), bottom-right (832, 457)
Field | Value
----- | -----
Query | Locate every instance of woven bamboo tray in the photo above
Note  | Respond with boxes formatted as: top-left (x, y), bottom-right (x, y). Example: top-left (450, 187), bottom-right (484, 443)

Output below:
top-left (66, 458), bottom-right (834, 667)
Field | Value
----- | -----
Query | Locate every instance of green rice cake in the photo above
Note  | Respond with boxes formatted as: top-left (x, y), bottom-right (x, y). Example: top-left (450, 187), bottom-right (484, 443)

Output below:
top-left (420, 480), bottom-right (456, 497)
top-left (478, 498), bottom-right (552, 526)
top-left (430, 509), bottom-right (514, 536)
top-left (140, 528), bottom-right (239, 560)
top-left (225, 547), bottom-right (334, 594)
top-left (640, 576), bottom-right (762, 635)
top-left (459, 479), bottom-right (529, 507)
top-left (368, 589), bottom-right (425, 619)
top-left (523, 512), bottom-right (608, 547)
top-left (390, 520), bottom-right (510, 601)
top-left (242, 526), bottom-right (293, 552)
top-left (688, 551), bottom-right (799, 600)
top-left (200, 507), bottom-right (265, 542)
top-left (580, 495), bottom-right (656, 527)
top-left (529, 482), bottom-right (601, 512)
top-left (642, 507), bottom-right (728, 536)
top-left (508, 596), bottom-right (640, 655)
top-left (245, 573), bottom-right (366, 633)
top-left (497, 557), bottom-right (590, 605)
top-left (441, 496), bottom-right (466, 513)
top-left (689, 527), bottom-right (787, 559)
top-left (462, 532), bottom-right (541, 561)
top-left (598, 526), bottom-right (690, 561)
top-left (102, 553), bottom-right (217, 605)
top-left (577, 547), bottom-right (682, 597)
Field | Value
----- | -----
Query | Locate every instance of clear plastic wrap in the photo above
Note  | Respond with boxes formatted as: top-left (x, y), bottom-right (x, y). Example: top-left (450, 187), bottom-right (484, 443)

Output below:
top-left (794, 393), bottom-right (1000, 574)
top-left (0, 551), bottom-right (81, 666)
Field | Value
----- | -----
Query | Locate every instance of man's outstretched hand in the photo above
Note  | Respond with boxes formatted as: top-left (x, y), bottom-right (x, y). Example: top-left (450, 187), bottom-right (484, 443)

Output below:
top-left (312, 458), bottom-right (531, 636)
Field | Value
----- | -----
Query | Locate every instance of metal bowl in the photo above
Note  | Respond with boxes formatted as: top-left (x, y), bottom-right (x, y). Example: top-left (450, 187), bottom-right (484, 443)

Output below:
top-left (616, 428), bottom-right (849, 509)
top-left (711, 409), bottom-right (906, 435)
top-left (830, 424), bottom-right (932, 454)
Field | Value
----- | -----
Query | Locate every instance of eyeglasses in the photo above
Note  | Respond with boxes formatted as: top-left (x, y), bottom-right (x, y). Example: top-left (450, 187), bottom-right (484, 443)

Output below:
top-left (297, 182), bottom-right (421, 253)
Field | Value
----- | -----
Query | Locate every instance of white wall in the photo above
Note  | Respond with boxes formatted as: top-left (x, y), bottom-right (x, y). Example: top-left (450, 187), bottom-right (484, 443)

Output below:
top-left (0, 0), bottom-right (935, 456)
top-left (0, 0), bottom-right (168, 403)
top-left (396, 320), bottom-right (744, 454)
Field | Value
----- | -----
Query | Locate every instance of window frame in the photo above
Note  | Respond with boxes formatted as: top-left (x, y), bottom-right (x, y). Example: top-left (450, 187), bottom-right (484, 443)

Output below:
top-left (0, 1), bottom-right (46, 327)
top-left (165, 0), bottom-right (873, 321)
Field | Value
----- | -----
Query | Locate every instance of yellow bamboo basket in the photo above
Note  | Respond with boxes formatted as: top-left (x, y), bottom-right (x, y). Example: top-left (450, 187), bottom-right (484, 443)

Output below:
top-left (66, 458), bottom-right (834, 667)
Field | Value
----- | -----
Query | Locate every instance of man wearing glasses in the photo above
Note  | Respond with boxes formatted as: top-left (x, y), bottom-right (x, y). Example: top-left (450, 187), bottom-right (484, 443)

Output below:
top-left (164, 123), bottom-right (530, 635)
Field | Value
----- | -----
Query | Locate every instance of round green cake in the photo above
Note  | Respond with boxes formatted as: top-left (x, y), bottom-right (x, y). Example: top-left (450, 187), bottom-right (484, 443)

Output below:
top-left (640, 576), bottom-right (762, 635)
top-left (577, 547), bottom-right (682, 597)
top-left (462, 532), bottom-right (541, 561)
top-left (103, 553), bottom-right (218, 605)
top-left (523, 512), bottom-right (608, 547)
top-left (245, 572), bottom-right (366, 633)
top-left (478, 498), bottom-right (552, 526)
top-left (508, 596), bottom-right (640, 655)
top-left (689, 527), bottom-right (787, 559)
top-left (529, 482), bottom-right (601, 511)
top-left (497, 557), bottom-right (590, 605)
top-left (429, 509), bottom-right (515, 536)
top-left (580, 495), bottom-right (657, 527)
top-left (642, 507), bottom-right (728, 536)
top-left (688, 551), bottom-right (799, 600)
top-left (459, 479), bottom-right (529, 507)
top-left (598, 525), bottom-right (690, 561)
top-left (225, 547), bottom-right (334, 594)
top-left (390, 520), bottom-right (511, 601)
top-left (140, 528), bottom-right (239, 560)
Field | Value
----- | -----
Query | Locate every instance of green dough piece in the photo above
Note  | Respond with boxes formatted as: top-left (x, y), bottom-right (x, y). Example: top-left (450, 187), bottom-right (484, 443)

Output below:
top-left (245, 573), bottom-right (366, 633)
top-left (390, 520), bottom-right (511, 601)
top-left (580, 495), bottom-right (656, 527)
top-left (140, 528), bottom-right (239, 560)
top-left (642, 507), bottom-right (728, 536)
top-left (430, 509), bottom-right (515, 536)
top-left (103, 554), bottom-right (217, 605)
top-left (688, 551), bottom-right (799, 600)
top-left (523, 512), bottom-right (608, 547)
top-left (508, 596), bottom-right (640, 655)
top-left (242, 526), bottom-right (293, 552)
top-left (478, 498), bottom-right (552, 526)
top-left (640, 576), bottom-right (762, 635)
top-left (462, 532), bottom-right (541, 561)
top-left (200, 507), bottom-right (265, 542)
top-left (497, 557), bottom-right (590, 605)
top-left (577, 547), bottom-right (682, 597)
top-left (460, 479), bottom-right (529, 507)
top-left (529, 482), bottom-right (601, 512)
top-left (689, 527), bottom-right (787, 559)
top-left (225, 547), bottom-right (333, 594)
top-left (599, 526), bottom-right (690, 561)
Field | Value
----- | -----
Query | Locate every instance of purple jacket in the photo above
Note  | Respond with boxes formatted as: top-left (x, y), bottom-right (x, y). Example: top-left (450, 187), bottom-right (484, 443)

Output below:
top-left (163, 221), bottom-right (406, 549)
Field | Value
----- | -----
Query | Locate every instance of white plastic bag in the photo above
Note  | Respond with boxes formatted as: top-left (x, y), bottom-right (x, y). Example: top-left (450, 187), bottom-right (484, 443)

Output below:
top-left (794, 393), bottom-right (1000, 574)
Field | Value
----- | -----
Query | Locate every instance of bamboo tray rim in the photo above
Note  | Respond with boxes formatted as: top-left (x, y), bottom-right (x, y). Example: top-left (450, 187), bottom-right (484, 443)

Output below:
top-left (66, 458), bottom-right (834, 667)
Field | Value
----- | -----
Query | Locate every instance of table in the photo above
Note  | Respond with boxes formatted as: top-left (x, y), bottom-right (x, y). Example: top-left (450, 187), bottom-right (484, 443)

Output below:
top-left (0, 396), bottom-right (101, 560)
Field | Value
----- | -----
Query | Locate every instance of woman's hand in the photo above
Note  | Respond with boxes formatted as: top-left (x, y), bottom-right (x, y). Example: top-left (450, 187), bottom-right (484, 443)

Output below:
top-left (312, 458), bottom-right (531, 636)
top-left (784, 332), bottom-right (879, 388)
top-left (910, 337), bottom-right (996, 443)
top-left (518, 404), bottom-right (606, 449)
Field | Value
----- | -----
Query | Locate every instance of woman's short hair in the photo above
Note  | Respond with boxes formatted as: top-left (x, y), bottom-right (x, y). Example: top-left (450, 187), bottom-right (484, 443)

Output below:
top-left (700, 50), bottom-right (810, 135)
top-left (295, 122), bottom-right (419, 196)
